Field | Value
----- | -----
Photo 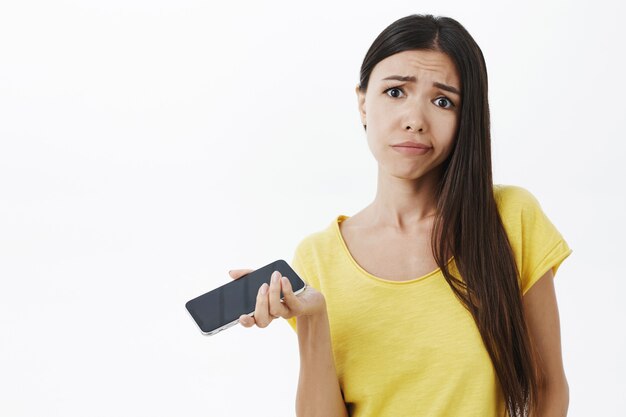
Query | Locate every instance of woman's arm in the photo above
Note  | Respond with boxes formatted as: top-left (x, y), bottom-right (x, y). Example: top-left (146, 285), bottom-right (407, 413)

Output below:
top-left (232, 270), bottom-right (348, 416)
top-left (523, 268), bottom-right (569, 417)
top-left (296, 302), bottom-right (349, 417)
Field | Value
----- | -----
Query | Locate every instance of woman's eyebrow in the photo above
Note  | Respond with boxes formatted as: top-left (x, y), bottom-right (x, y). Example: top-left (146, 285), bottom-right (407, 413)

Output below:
top-left (381, 75), bottom-right (461, 96)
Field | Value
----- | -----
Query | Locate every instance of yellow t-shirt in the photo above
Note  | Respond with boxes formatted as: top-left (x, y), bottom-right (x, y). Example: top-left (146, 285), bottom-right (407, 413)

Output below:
top-left (285, 184), bottom-right (572, 417)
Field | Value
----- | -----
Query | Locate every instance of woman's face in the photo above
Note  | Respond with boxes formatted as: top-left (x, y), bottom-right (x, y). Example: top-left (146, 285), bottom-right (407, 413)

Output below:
top-left (356, 49), bottom-right (462, 181)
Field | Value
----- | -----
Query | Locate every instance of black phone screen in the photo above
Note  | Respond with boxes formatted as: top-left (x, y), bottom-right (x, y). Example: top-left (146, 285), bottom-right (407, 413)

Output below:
top-left (185, 259), bottom-right (306, 335)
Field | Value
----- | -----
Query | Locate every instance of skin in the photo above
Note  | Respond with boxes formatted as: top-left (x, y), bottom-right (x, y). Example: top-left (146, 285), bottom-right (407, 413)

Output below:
top-left (339, 49), bottom-right (462, 281)
top-left (354, 49), bottom-right (461, 232)
top-left (231, 48), bottom-right (568, 415)
top-left (524, 269), bottom-right (570, 415)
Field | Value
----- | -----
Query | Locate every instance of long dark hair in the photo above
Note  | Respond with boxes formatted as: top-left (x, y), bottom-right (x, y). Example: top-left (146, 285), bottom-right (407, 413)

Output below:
top-left (358, 14), bottom-right (540, 416)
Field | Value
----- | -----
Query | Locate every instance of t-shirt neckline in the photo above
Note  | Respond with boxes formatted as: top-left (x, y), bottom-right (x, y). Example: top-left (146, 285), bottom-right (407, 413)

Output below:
top-left (333, 214), bottom-right (454, 285)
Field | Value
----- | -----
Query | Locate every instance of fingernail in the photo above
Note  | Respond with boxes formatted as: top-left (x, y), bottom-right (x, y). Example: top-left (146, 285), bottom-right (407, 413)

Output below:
top-left (260, 283), bottom-right (268, 294)
top-left (271, 271), bottom-right (279, 282)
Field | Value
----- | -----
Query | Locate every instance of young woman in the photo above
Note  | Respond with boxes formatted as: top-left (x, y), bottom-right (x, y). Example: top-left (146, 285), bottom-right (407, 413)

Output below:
top-left (230, 14), bottom-right (572, 417)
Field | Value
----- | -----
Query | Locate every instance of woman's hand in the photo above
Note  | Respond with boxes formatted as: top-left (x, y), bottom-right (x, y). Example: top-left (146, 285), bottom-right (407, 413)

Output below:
top-left (228, 269), bottom-right (326, 328)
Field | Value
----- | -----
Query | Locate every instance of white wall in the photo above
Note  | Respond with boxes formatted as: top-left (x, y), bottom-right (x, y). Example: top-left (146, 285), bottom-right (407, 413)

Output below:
top-left (1, 0), bottom-right (623, 416)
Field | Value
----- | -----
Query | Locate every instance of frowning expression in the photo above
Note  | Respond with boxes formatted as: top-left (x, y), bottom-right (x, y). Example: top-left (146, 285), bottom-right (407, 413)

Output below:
top-left (356, 49), bottom-right (462, 180)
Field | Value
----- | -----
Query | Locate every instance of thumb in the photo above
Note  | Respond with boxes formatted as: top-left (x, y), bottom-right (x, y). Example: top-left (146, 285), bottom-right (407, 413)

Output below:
top-left (228, 269), bottom-right (255, 280)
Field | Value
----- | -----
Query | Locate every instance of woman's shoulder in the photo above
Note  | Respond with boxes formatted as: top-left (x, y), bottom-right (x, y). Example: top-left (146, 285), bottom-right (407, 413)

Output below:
top-left (493, 183), bottom-right (542, 213)
top-left (493, 184), bottom-right (572, 294)
top-left (293, 216), bottom-right (344, 255)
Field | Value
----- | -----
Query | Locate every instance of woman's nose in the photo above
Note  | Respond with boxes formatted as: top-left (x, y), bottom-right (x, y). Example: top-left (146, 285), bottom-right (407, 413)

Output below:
top-left (405, 123), bottom-right (423, 132)
top-left (404, 102), bottom-right (426, 132)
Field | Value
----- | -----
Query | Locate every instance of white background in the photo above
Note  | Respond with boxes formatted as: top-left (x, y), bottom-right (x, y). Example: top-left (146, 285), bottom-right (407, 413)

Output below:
top-left (1, 0), bottom-right (624, 416)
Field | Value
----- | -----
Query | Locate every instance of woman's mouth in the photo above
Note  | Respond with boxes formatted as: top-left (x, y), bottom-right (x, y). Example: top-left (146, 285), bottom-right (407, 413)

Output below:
top-left (391, 145), bottom-right (432, 155)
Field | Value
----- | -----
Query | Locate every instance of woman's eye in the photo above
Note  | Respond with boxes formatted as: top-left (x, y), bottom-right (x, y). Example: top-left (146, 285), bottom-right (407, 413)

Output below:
top-left (384, 87), bottom-right (404, 98)
top-left (434, 97), bottom-right (454, 109)
top-left (385, 88), bottom-right (455, 110)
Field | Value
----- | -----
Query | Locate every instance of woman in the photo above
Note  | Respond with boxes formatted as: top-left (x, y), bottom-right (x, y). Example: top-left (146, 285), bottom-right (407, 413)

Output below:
top-left (230, 14), bottom-right (572, 417)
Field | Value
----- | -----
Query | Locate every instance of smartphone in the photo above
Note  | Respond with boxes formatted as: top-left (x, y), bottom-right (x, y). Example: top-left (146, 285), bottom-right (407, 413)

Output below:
top-left (185, 259), bottom-right (307, 336)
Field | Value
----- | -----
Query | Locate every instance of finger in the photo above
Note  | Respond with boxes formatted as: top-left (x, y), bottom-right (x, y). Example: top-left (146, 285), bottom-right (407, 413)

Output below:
top-left (268, 271), bottom-right (289, 319)
top-left (238, 314), bottom-right (255, 328)
top-left (253, 282), bottom-right (271, 328)
top-left (229, 269), bottom-right (254, 280)
top-left (280, 275), bottom-right (302, 313)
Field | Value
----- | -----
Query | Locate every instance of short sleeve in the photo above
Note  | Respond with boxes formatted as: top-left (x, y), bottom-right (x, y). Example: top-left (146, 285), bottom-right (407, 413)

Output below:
top-left (512, 187), bottom-right (573, 295)
top-left (494, 185), bottom-right (572, 294)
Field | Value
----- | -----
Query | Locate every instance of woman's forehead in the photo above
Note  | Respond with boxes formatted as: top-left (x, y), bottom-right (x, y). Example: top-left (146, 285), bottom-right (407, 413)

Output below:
top-left (371, 50), bottom-right (460, 86)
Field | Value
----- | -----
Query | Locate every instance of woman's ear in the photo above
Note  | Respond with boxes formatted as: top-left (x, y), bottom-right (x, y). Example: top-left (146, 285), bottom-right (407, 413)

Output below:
top-left (355, 84), bottom-right (366, 130)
